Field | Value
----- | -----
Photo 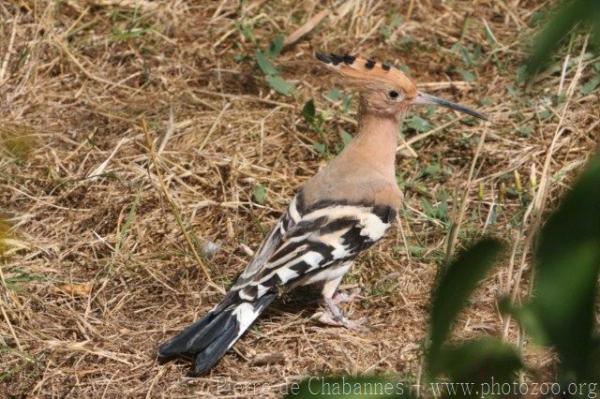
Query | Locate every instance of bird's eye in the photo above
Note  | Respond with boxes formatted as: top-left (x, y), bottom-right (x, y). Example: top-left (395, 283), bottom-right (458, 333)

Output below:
top-left (387, 90), bottom-right (400, 100)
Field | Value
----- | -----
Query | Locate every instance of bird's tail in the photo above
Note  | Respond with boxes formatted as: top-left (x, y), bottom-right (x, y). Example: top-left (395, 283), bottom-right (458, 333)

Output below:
top-left (157, 293), bottom-right (276, 375)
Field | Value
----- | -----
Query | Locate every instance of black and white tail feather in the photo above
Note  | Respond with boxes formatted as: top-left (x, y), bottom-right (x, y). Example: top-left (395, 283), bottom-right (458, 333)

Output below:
top-left (157, 291), bottom-right (276, 375)
top-left (157, 191), bottom-right (395, 375)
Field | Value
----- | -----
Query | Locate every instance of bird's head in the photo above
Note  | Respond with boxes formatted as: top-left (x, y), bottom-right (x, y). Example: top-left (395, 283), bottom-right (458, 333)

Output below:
top-left (315, 52), bottom-right (487, 121)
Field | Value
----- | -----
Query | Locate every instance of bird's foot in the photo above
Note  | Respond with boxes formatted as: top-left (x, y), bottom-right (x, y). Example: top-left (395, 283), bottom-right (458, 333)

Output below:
top-left (332, 287), bottom-right (361, 305)
top-left (312, 296), bottom-right (366, 330)
top-left (315, 311), bottom-right (366, 330)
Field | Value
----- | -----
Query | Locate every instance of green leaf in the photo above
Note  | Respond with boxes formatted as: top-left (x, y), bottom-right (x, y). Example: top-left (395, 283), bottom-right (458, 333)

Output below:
top-left (252, 183), bottom-right (266, 204)
top-left (267, 33), bottom-right (284, 58)
top-left (499, 296), bottom-right (549, 346)
top-left (420, 198), bottom-right (436, 218)
top-left (428, 238), bottom-right (504, 372)
top-left (436, 337), bottom-right (523, 386)
top-left (457, 68), bottom-right (476, 82)
top-left (519, 153), bottom-right (600, 379)
top-left (580, 76), bottom-right (600, 95)
top-left (516, 64), bottom-right (528, 84)
top-left (538, 108), bottom-right (552, 120)
top-left (237, 21), bottom-right (255, 42)
top-left (421, 163), bottom-right (442, 179)
top-left (312, 142), bottom-right (326, 155)
top-left (483, 23), bottom-right (497, 46)
top-left (516, 125), bottom-right (533, 137)
top-left (526, 0), bottom-right (600, 76)
top-left (285, 375), bottom-right (416, 399)
top-left (266, 74), bottom-right (294, 96)
top-left (255, 50), bottom-right (278, 76)
top-left (3, 268), bottom-right (47, 291)
top-left (405, 115), bottom-right (431, 132)
top-left (233, 53), bottom-right (249, 63)
top-left (340, 130), bottom-right (352, 147)
top-left (407, 244), bottom-right (424, 257)
top-left (324, 88), bottom-right (342, 101)
top-left (302, 99), bottom-right (316, 125)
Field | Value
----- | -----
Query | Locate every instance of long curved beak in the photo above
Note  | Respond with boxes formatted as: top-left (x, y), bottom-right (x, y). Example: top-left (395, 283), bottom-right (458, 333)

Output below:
top-left (412, 92), bottom-right (487, 121)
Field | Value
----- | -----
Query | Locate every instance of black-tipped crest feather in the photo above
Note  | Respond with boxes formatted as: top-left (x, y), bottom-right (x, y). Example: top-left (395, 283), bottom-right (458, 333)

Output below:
top-left (315, 52), bottom-right (356, 66)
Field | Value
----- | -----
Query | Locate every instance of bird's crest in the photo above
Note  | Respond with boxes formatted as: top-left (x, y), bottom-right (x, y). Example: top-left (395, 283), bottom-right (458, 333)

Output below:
top-left (315, 52), bottom-right (417, 97)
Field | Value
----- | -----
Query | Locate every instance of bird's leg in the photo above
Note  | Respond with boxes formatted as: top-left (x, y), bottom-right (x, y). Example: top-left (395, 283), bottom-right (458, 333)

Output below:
top-left (315, 274), bottom-right (366, 330)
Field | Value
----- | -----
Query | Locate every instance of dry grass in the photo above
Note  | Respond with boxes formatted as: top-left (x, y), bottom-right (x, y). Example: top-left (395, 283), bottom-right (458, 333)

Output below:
top-left (1, 1), bottom-right (598, 398)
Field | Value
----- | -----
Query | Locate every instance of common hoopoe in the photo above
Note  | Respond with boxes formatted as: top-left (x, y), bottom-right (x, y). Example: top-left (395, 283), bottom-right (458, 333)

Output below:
top-left (158, 52), bottom-right (487, 375)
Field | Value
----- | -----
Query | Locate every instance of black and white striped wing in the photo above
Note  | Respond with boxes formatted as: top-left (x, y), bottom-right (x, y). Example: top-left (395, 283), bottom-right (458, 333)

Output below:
top-left (232, 194), bottom-right (304, 287)
top-left (231, 193), bottom-right (396, 301)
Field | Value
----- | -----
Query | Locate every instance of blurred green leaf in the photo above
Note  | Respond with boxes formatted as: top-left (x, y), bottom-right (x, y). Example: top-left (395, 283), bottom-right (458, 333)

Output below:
top-left (253, 183), bottom-right (267, 204)
top-left (518, 153), bottom-right (600, 380)
top-left (421, 163), bottom-right (442, 179)
top-left (236, 20), bottom-right (255, 42)
top-left (313, 142), bottom-right (326, 155)
top-left (3, 268), bottom-right (47, 291)
top-left (483, 23), bottom-right (497, 46)
top-left (516, 125), bottom-right (533, 137)
top-left (325, 88), bottom-right (342, 102)
top-left (0, 123), bottom-right (36, 161)
top-left (457, 68), bottom-right (476, 82)
top-left (285, 376), bottom-right (416, 399)
top-left (340, 130), bottom-right (353, 147)
top-left (538, 108), bottom-right (553, 120)
top-left (428, 238), bottom-right (504, 371)
top-left (302, 99), bottom-right (316, 125)
top-left (580, 76), bottom-right (600, 95)
top-left (420, 197), bottom-right (448, 223)
top-left (266, 74), bottom-right (294, 96)
top-left (437, 337), bottom-right (523, 388)
top-left (405, 115), bottom-right (431, 132)
top-left (526, 0), bottom-right (600, 75)
top-left (267, 33), bottom-right (284, 58)
top-left (516, 65), bottom-right (528, 84)
top-left (255, 41), bottom-right (294, 96)
top-left (255, 50), bottom-right (278, 75)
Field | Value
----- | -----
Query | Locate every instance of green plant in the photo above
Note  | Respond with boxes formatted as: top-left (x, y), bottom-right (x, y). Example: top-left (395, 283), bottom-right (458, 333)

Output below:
top-left (255, 34), bottom-right (295, 96)
top-left (526, 0), bottom-right (600, 75)
top-left (253, 183), bottom-right (267, 204)
top-left (504, 153), bottom-right (600, 384)
top-left (301, 99), bottom-right (350, 159)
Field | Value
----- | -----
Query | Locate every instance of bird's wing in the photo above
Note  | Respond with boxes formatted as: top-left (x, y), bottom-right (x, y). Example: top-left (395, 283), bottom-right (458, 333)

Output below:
top-left (231, 191), bottom-right (396, 300)
top-left (233, 193), bottom-right (305, 283)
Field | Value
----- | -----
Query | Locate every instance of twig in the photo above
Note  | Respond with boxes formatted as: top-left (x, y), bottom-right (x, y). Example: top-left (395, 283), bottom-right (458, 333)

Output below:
top-left (157, 105), bottom-right (175, 155)
top-left (142, 121), bottom-right (224, 293)
top-left (396, 117), bottom-right (462, 153)
top-left (195, 88), bottom-right (294, 109)
top-left (54, 38), bottom-right (137, 91)
top-left (0, 265), bottom-right (23, 351)
top-left (198, 102), bottom-right (231, 153)
top-left (502, 34), bottom-right (589, 338)
top-left (417, 81), bottom-right (473, 91)
top-left (284, 9), bottom-right (329, 48)
top-left (283, 0), bottom-right (355, 49)
top-left (0, 14), bottom-right (18, 85)
top-left (445, 126), bottom-right (488, 262)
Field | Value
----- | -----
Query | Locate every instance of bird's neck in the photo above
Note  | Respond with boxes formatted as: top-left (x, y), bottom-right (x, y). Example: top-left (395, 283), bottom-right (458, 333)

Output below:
top-left (345, 110), bottom-right (402, 180)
